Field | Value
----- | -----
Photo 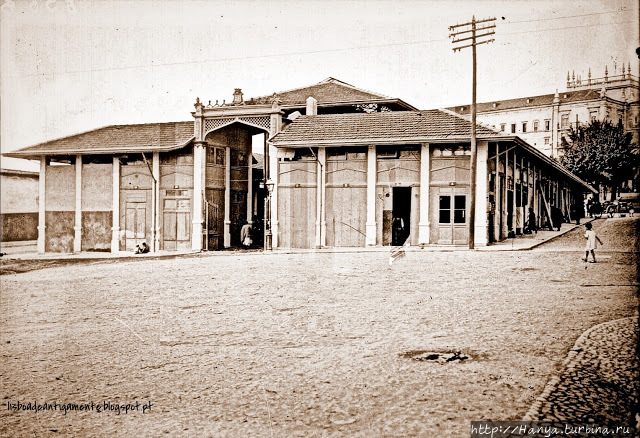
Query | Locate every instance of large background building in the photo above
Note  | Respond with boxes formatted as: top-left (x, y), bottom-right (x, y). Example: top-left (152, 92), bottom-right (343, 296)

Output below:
top-left (448, 65), bottom-right (639, 159)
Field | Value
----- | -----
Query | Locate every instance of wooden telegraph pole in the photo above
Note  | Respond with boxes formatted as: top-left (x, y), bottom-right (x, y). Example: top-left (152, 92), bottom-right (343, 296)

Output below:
top-left (449, 16), bottom-right (496, 249)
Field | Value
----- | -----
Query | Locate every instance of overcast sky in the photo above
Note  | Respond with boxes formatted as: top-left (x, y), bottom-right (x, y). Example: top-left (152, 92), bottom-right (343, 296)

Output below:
top-left (1, 0), bottom-right (637, 170)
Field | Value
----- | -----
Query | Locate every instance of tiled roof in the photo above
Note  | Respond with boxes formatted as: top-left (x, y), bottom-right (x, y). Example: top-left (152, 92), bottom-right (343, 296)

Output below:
top-left (4, 122), bottom-right (194, 157)
top-left (270, 109), bottom-right (500, 145)
top-left (249, 77), bottom-right (390, 106)
top-left (447, 89), bottom-right (602, 115)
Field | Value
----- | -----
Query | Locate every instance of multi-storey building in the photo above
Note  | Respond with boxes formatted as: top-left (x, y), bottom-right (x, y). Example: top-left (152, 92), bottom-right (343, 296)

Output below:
top-left (447, 65), bottom-right (639, 160)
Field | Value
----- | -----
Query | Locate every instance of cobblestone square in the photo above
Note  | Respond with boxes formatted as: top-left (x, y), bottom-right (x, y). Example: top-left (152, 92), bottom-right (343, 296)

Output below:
top-left (1, 218), bottom-right (638, 437)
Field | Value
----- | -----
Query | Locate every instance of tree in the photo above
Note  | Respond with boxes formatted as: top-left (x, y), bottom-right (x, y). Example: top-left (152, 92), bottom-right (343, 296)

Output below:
top-left (561, 120), bottom-right (638, 200)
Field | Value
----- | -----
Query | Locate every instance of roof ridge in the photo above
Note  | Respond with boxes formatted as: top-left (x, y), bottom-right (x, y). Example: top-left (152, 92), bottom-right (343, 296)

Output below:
top-left (250, 77), bottom-right (389, 101)
top-left (448, 88), bottom-right (604, 110)
top-left (318, 77), bottom-right (392, 99)
top-left (437, 107), bottom-right (501, 134)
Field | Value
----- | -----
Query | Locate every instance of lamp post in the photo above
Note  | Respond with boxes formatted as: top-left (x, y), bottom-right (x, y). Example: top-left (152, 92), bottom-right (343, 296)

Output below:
top-left (264, 178), bottom-right (274, 251)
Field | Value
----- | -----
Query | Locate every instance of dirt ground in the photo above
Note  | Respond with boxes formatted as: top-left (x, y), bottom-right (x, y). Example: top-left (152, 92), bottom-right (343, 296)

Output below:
top-left (1, 218), bottom-right (638, 437)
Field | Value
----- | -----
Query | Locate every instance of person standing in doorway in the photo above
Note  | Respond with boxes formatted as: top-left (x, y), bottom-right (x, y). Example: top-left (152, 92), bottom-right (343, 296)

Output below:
top-left (240, 221), bottom-right (253, 248)
top-left (583, 222), bottom-right (603, 263)
top-left (527, 207), bottom-right (537, 235)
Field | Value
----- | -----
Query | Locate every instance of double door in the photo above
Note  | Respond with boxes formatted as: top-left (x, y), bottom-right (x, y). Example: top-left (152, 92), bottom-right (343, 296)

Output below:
top-left (431, 186), bottom-right (468, 245)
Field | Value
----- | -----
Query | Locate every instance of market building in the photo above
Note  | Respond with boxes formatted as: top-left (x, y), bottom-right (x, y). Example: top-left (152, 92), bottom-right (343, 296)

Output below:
top-left (2, 78), bottom-right (414, 253)
top-left (3, 77), bottom-right (595, 252)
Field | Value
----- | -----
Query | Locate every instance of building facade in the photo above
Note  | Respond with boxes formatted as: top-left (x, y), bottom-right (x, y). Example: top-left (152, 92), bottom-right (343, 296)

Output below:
top-left (270, 104), bottom-right (595, 249)
top-left (1, 169), bottom-right (39, 243)
top-left (3, 78), bottom-right (415, 253)
top-left (448, 66), bottom-right (639, 160)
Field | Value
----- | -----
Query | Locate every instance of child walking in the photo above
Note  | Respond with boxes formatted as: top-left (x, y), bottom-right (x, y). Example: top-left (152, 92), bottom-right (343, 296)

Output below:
top-left (583, 222), bottom-right (603, 263)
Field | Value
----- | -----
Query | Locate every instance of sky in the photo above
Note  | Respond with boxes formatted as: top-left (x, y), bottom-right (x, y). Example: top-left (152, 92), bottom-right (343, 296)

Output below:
top-left (1, 0), bottom-right (637, 171)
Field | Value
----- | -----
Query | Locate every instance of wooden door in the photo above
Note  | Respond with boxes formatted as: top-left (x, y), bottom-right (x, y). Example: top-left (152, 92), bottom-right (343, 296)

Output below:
top-left (325, 186), bottom-right (366, 247)
top-left (163, 198), bottom-right (191, 251)
top-left (125, 202), bottom-right (147, 251)
top-left (431, 187), bottom-right (468, 245)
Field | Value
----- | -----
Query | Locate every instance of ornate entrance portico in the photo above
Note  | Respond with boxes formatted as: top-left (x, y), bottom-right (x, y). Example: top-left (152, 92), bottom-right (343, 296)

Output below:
top-left (190, 91), bottom-right (282, 251)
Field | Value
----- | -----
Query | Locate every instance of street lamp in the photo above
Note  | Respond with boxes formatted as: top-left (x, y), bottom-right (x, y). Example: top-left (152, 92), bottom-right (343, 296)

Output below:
top-left (264, 178), bottom-right (274, 251)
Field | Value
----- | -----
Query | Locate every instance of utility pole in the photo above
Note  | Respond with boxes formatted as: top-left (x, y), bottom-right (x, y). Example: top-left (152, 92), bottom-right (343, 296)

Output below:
top-left (449, 16), bottom-right (496, 249)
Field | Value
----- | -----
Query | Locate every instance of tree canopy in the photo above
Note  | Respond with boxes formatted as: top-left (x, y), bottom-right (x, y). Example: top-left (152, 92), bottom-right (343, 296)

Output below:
top-left (560, 120), bottom-right (638, 198)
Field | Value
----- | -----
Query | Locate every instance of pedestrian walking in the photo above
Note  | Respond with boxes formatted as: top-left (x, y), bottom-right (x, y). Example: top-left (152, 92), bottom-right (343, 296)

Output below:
top-left (583, 222), bottom-right (603, 263)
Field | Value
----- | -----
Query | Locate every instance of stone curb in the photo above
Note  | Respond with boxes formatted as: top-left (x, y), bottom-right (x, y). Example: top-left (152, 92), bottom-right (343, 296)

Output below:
top-left (522, 316), bottom-right (638, 421)
top-left (523, 218), bottom-right (596, 251)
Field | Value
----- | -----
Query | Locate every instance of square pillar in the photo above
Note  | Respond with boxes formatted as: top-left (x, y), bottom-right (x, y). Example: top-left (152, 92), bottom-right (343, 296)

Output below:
top-left (37, 157), bottom-right (47, 253)
top-left (191, 142), bottom-right (205, 251)
top-left (247, 149), bottom-right (253, 222)
top-left (270, 143), bottom-right (279, 248)
top-left (315, 147), bottom-right (327, 248)
top-left (418, 142), bottom-right (430, 245)
top-left (365, 145), bottom-right (377, 245)
top-left (474, 141), bottom-right (488, 246)
top-left (74, 155), bottom-right (82, 252)
top-left (153, 152), bottom-right (160, 252)
top-left (224, 146), bottom-right (231, 248)
top-left (111, 157), bottom-right (120, 252)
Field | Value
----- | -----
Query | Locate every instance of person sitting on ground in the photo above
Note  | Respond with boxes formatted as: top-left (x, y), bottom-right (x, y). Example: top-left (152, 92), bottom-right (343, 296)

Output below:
top-left (135, 242), bottom-right (149, 254)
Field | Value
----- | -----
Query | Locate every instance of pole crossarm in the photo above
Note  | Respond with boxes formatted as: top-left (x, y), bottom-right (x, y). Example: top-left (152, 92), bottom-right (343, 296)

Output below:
top-left (451, 31), bottom-right (495, 44)
top-left (448, 17), bottom-right (496, 30)
top-left (449, 24), bottom-right (496, 37)
top-left (453, 39), bottom-right (495, 52)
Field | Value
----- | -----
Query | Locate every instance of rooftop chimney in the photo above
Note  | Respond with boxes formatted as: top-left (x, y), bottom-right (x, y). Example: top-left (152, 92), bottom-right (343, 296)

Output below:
top-left (232, 88), bottom-right (244, 105)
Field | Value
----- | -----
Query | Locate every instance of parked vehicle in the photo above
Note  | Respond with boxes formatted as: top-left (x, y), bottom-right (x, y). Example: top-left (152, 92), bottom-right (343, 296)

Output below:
top-left (588, 201), bottom-right (604, 219)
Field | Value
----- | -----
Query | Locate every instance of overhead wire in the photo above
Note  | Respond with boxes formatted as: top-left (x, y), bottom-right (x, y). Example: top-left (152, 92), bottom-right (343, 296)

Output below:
top-left (4, 9), bottom-right (632, 79)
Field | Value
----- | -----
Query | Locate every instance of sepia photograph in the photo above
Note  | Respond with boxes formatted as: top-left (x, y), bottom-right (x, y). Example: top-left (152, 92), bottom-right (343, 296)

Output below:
top-left (1, 0), bottom-right (638, 436)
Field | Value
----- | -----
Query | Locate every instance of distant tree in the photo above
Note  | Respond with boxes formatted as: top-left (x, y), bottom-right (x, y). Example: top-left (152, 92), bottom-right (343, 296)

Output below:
top-left (560, 120), bottom-right (638, 200)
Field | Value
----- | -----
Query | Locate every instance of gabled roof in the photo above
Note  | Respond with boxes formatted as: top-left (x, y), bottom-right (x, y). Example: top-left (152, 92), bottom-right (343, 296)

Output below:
top-left (270, 109), bottom-right (595, 193)
top-left (3, 122), bottom-right (194, 158)
top-left (447, 89), bottom-right (603, 115)
top-left (250, 77), bottom-right (388, 105)
top-left (247, 77), bottom-right (416, 110)
top-left (269, 109), bottom-right (500, 146)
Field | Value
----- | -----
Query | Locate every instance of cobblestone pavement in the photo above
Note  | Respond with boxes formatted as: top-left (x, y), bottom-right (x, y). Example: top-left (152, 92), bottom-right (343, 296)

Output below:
top-left (523, 317), bottom-right (639, 425)
top-left (0, 218), bottom-right (638, 437)
top-left (524, 217), bottom-right (640, 432)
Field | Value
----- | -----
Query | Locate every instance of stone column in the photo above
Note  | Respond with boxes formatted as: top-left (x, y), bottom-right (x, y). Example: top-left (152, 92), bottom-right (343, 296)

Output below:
top-left (224, 146), bottom-right (231, 248)
top-left (418, 142), bottom-right (430, 245)
top-left (37, 156), bottom-right (47, 253)
top-left (191, 142), bottom-right (205, 251)
top-left (111, 157), bottom-right (120, 252)
top-left (366, 145), bottom-right (377, 245)
top-left (74, 155), bottom-right (82, 252)
top-left (153, 152), bottom-right (160, 252)
top-left (247, 149), bottom-right (253, 223)
top-left (475, 141), bottom-right (488, 246)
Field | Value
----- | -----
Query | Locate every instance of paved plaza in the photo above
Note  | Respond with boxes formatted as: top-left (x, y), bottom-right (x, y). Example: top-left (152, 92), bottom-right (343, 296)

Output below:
top-left (1, 218), bottom-right (638, 437)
